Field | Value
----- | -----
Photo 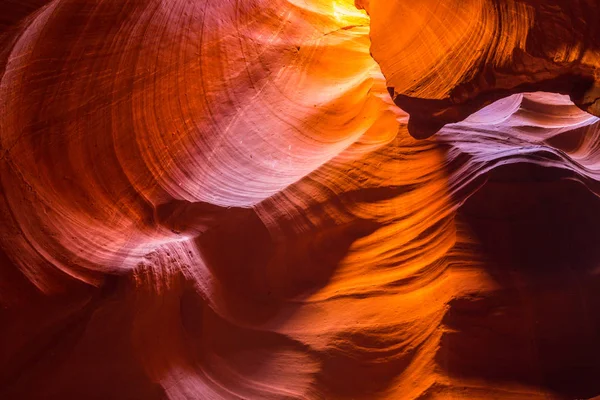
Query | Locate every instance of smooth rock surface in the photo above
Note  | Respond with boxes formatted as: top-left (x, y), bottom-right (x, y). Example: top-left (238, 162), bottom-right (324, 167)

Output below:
top-left (1, 1), bottom-right (600, 399)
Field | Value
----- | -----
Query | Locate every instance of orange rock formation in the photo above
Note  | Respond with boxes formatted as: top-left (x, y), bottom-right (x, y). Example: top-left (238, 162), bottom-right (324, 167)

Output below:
top-left (1, 1), bottom-right (600, 399)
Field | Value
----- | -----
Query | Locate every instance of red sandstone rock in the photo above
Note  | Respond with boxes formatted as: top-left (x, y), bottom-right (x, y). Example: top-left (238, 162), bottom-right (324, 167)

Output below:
top-left (1, 1), bottom-right (600, 399)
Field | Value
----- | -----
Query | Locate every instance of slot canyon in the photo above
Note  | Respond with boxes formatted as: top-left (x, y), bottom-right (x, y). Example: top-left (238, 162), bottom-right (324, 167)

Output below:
top-left (3, 0), bottom-right (600, 398)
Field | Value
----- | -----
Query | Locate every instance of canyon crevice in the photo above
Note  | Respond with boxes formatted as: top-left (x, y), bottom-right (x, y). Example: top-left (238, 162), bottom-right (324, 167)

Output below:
top-left (1, 1), bottom-right (600, 399)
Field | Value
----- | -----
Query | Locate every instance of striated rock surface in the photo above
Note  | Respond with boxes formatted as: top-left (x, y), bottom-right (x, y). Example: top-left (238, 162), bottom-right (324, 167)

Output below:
top-left (366, 0), bottom-right (600, 138)
top-left (1, 1), bottom-right (600, 399)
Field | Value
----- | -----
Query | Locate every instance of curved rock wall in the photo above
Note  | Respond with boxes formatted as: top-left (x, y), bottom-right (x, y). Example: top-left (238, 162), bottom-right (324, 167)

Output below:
top-left (1, 1), bottom-right (599, 399)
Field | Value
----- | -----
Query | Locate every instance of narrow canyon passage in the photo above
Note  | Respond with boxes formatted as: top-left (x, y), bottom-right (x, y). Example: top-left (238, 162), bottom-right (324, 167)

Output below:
top-left (446, 163), bottom-right (600, 399)
top-left (2, 1), bottom-right (600, 399)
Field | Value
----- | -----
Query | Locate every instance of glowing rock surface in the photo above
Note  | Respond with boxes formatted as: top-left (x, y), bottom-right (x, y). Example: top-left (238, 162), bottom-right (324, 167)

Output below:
top-left (1, 1), bottom-right (600, 399)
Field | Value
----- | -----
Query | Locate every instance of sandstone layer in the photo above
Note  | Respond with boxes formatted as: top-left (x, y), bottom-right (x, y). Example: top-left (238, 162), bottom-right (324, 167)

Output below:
top-left (1, 1), bottom-right (600, 399)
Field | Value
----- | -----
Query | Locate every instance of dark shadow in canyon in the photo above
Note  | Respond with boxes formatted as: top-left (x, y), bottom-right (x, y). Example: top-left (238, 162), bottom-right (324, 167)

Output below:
top-left (439, 161), bottom-right (600, 399)
top-left (194, 199), bottom-right (419, 398)
top-left (195, 203), bottom-right (381, 308)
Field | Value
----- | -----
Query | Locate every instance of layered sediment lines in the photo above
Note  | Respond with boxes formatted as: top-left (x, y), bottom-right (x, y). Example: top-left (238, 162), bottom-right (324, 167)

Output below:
top-left (1, 1), bottom-right (600, 399)
top-left (366, 0), bottom-right (600, 138)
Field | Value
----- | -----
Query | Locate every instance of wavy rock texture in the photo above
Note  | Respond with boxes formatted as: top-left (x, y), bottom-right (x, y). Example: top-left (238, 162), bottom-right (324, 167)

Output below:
top-left (367, 0), bottom-right (600, 138)
top-left (1, 1), bottom-right (600, 399)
